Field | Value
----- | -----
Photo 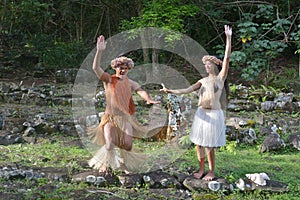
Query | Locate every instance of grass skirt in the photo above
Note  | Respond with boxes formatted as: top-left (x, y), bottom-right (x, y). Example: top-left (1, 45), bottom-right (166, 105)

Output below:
top-left (88, 146), bottom-right (148, 172)
top-left (87, 113), bottom-right (151, 172)
top-left (190, 107), bottom-right (226, 147)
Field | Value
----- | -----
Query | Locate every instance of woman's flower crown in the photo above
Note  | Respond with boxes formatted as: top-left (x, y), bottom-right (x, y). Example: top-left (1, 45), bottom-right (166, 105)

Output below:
top-left (202, 55), bottom-right (222, 66)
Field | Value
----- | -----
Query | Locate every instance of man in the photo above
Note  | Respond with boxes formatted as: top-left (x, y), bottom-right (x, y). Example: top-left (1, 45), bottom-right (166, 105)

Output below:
top-left (88, 35), bottom-right (160, 173)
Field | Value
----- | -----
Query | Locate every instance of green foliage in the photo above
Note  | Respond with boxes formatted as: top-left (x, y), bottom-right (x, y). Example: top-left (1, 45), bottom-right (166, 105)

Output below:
top-left (209, 3), bottom-right (299, 82)
top-left (291, 24), bottom-right (300, 51)
top-left (179, 134), bottom-right (191, 146)
top-left (1, 0), bottom-right (53, 34)
top-left (121, 0), bottom-right (199, 32)
top-left (228, 51), bottom-right (247, 68)
top-left (220, 141), bottom-right (237, 155)
top-left (0, 0), bottom-right (104, 70)
top-left (242, 58), bottom-right (267, 81)
top-left (229, 83), bottom-right (241, 95)
top-left (23, 34), bottom-right (87, 69)
top-left (0, 0), bottom-right (299, 81)
top-left (120, 0), bottom-right (199, 46)
top-left (232, 4), bottom-right (295, 81)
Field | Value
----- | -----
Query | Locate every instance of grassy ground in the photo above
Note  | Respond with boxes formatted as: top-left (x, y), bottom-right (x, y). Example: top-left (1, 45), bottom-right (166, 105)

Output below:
top-left (0, 62), bottom-right (299, 198)
top-left (1, 131), bottom-right (300, 199)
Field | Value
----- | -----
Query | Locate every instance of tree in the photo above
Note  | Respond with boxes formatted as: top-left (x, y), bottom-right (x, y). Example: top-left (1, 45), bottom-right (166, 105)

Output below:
top-left (120, 0), bottom-right (199, 83)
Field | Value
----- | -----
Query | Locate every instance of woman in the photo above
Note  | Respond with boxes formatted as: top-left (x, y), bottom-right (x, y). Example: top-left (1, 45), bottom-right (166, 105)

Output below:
top-left (161, 25), bottom-right (232, 180)
top-left (89, 35), bottom-right (160, 173)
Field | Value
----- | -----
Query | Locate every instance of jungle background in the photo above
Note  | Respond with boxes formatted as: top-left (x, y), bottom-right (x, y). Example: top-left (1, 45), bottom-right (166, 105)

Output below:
top-left (1, 0), bottom-right (299, 85)
top-left (0, 0), bottom-right (300, 199)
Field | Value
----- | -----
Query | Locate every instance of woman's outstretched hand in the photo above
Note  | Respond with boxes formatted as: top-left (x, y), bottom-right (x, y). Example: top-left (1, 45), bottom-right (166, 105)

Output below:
top-left (224, 25), bottom-right (232, 37)
top-left (96, 35), bottom-right (107, 51)
top-left (160, 83), bottom-right (170, 93)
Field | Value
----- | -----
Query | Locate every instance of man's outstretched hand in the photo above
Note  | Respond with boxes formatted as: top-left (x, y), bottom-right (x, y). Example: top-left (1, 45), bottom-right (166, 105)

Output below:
top-left (96, 35), bottom-right (107, 51)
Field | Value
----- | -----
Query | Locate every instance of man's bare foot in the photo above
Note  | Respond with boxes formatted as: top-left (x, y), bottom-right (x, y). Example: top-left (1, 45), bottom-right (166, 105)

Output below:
top-left (98, 166), bottom-right (108, 173)
top-left (193, 170), bottom-right (205, 179)
top-left (202, 171), bottom-right (215, 181)
top-left (120, 162), bottom-right (131, 174)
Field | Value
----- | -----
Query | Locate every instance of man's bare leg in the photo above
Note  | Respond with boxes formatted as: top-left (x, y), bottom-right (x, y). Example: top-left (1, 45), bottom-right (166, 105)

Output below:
top-left (202, 147), bottom-right (215, 181)
top-left (122, 122), bottom-right (133, 151)
top-left (194, 145), bottom-right (205, 179)
top-left (98, 123), bottom-right (116, 173)
top-left (119, 122), bottom-right (133, 174)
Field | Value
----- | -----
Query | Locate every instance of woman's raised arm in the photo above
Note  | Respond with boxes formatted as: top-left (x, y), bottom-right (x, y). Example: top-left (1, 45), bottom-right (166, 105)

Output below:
top-left (218, 25), bottom-right (232, 81)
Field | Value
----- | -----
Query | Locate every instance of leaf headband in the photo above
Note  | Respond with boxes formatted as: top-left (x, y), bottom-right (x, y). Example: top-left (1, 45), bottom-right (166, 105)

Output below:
top-left (202, 55), bottom-right (222, 66)
top-left (111, 56), bottom-right (134, 69)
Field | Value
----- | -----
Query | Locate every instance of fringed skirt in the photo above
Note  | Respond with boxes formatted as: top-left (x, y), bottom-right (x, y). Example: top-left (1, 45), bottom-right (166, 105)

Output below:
top-left (87, 113), bottom-right (150, 172)
top-left (87, 113), bottom-right (184, 173)
top-left (190, 107), bottom-right (226, 147)
top-left (88, 113), bottom-right (148, 148)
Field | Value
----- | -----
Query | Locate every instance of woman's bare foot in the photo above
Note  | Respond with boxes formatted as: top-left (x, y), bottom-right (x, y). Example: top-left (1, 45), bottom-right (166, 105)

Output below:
top-left (193, 170), bottom-right (205, 179)
top-left (202, 171), bottom-right (215, 181)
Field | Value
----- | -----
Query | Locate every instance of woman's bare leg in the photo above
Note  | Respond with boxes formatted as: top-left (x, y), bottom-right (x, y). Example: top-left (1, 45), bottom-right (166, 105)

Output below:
top-left (194, 145), bottom-right (205, 179)
top-left (203, 147), bottom-right (215, 181)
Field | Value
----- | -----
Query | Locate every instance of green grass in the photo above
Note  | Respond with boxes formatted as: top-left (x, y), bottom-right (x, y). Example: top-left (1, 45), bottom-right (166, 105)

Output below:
top-left (181, 144), bottom-right (300, 199)
top-left (0, 131), bottom-right (299, 199)
top-left (0, 135), bottom-right (90, 169)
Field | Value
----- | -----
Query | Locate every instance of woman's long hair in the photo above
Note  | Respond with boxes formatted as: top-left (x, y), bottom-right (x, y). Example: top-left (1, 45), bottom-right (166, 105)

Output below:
top-left (215, 56), bottom-right (229, 110)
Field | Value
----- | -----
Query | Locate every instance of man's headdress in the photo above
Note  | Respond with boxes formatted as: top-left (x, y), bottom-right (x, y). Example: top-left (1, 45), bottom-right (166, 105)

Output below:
top-left (111, 56), bottom-right (134, 69)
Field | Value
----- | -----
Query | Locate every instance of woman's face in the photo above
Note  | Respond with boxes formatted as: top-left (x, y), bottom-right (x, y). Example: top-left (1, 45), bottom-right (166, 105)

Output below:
top-left (115, 65), bottom-right (129, 79)
top-left (204, 60), bottom-right (216, 75)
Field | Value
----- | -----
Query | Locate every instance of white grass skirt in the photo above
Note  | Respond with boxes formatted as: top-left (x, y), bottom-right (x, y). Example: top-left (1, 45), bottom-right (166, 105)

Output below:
top-left (190, 107), bottom-right (226, 147)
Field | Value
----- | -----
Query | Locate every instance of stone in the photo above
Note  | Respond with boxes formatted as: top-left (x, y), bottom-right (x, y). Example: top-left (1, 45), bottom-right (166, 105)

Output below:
top-left (86, 175), bottom-right (96, 183)
top-left (261, 101), bottom-right (276, 112)
top-left (260, 133), bottom-right (286, 153)
top-left (0, 132), bottom-right (23, 145)
top-left (0, 115), bottom-right (3, 130)
top-left (225, 125), bottom-right (238, 141)
top-left (259, 127), bottom-right (273, 136)
top-left (236, 178), bottom-right (288, 192)
top-left (86, 114), bottom-right (99, 127)
top-left (72, 171), bottom-right (99, 183)
top-left (57, 120), bottom-right (78, 137)
top-left (0, 82), bottom-right (11, 93)
top-left (94, 176), bottom-right (106, 186)
top-left (55, 69), bottom-right (78, 83)
top-left (23, 127), bottom-right (36, 137)
top-left (274, 92), bottom-right (294, 104)
top-left (235, 85), bottom-right (249, 99)
top-left (288, 132), bottom-right (300, 150)
top-left (227, 99), bottom-right (257, 112)
top-left (183, 177), bottom-right (233, 192)
top-left (141, 170), bottom-right (182, 189)
top-left (239, 128), bottom-right (257, 144)
top-left (165, 94), bottom-right (193, 139)
top-left (117, 173), bottom-right (143, 188)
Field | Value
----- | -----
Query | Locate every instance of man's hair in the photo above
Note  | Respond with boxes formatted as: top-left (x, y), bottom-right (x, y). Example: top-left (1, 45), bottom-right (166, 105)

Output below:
top-left (111, 56), bottom-right (134, 69)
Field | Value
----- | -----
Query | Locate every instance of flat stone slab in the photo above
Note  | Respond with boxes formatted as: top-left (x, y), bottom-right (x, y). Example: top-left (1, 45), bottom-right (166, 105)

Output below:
top-left (236, 178), bottom-right (288, 192)
top-left (183, 177), bottom-right (233, 192)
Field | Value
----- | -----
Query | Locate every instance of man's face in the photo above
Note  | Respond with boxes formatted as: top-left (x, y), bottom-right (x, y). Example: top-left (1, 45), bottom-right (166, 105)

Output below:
top-left (115, 65), bottom-right (129, 79)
